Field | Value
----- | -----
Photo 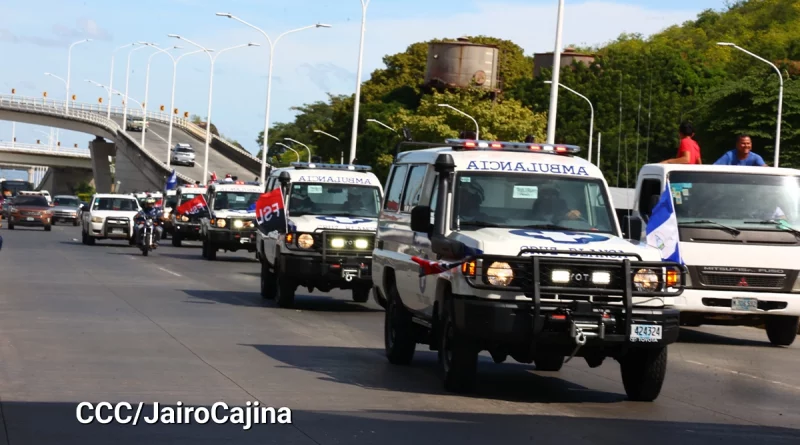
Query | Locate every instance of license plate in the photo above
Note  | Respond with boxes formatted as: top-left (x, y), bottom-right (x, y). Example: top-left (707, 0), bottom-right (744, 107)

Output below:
top-left (240, 238), bottom-right (250, 244)
top-left (111, 229), bottom-right (122, 234)
top-left (26, 217), bottom-right (34, 221)
top-left (731, 297), bottom-right (758, 312)
top-left (342, 268), bottom-right (360, 282)
top-left (630, 324), bottom-right (662, 343)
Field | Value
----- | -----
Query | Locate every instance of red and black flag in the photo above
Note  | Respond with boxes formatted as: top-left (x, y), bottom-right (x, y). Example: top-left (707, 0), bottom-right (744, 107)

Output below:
top-left (176, 194), bottom-right (208, 216)
top-left (255, 188), bottom-right (287, 234)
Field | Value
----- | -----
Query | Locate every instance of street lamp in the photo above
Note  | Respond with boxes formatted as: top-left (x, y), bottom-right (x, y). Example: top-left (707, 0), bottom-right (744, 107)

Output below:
top-left (168, 34), bottom-right (259, 183)
top-left (107, 43), bottom-right (136, 118)
top-left (366, 118), bottom-right (397, 133)
top-left (438, 104), bottom-right (479, 140)
top-left (123, 43), bottom-right (155, 130)
top-left (275, 142), bottom-right (300, 162)
top-left (545, 0), bottom-right (565, 144)
top-left (314, 130), bottom-right (342, 163)
top-left (65, 38), bottom-right (91, 114)
top-left (44, 72), bottom-right (67, 97)
top-left (718, 42), bottom-right (783, 167)
top-left (347, 0), bottom-right (373, 165)
top-left (141, 46), bottom-right (181, 149)
top-left (544, 80), bottom-right (594, 163)
top-left (216, 12), bottom-right (331, 183)
top-left (284, 138), bottom-right (311, 162)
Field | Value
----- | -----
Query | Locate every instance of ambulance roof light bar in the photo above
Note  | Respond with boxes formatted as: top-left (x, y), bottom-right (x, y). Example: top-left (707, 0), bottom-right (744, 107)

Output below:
top-left (290, 162), bottom-right (372, 172)
top-left (444, 138), bottom-right (581, 155)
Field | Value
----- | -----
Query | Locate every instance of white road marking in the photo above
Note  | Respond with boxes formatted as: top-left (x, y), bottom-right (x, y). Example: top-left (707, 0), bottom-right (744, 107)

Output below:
top-left (158, 267), bottom-right (182, 277)
top-left (685, 359), bottom-right (800, 391)
top-left (148, 128), bottom-right (169, 145)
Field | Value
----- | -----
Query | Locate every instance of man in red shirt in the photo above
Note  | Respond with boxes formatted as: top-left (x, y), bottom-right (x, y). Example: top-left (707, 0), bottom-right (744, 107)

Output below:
top-left (661, 122), bottom-right (702, 164)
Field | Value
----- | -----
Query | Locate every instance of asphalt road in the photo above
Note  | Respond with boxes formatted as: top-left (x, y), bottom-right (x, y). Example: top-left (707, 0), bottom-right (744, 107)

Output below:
top-left (110, 116), bottom-right (255, 183)
top-left (0, 223), bottom-right (798, 444)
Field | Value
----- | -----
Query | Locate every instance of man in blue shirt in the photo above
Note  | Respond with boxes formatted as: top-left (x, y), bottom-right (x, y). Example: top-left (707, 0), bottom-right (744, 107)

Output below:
top-left (714, 135), bottom-right (768, 166)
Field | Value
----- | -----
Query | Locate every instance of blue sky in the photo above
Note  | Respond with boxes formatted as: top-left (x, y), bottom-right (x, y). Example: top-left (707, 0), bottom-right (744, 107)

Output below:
top-left (0, 0), bottom-right (727, 179)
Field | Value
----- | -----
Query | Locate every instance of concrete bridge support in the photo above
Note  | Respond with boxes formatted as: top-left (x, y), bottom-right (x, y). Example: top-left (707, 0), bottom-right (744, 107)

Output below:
top-left (37, 167), bottom-right (95, 195)
top-left (88, 136), bottom-right (114, 194)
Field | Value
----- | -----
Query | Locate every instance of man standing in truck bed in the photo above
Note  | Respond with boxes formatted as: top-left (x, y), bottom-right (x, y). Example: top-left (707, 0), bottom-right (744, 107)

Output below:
top-left (661, 122), bottom-right (702, 164)
top-left (713, 135), bottom-right (768, 166)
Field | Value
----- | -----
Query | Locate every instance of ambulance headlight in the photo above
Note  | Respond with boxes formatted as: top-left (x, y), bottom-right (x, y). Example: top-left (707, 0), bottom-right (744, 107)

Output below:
top-left (354, 239), bottom-right (369, 249)
top-left (216, 219), bottom-right (227, 228)
top-left (486, 262), bottom-right (513, 286)
top-left (181, 215), bottom-right (189, 222)
top-left (297, 234), bottom-right (314, 249)
top-left (330, 238), bottom-right (345, 249)
top-left (233, 219), bottom-right (244, 229)
top-left (633, 268), bottom-right (659, 291)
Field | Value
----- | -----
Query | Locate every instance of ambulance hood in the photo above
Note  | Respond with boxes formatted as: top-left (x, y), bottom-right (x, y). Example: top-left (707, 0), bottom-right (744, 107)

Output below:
top-left (287, 214), bottom-right (378, 233)
top-left (450, 227), bottom-right (659, 260)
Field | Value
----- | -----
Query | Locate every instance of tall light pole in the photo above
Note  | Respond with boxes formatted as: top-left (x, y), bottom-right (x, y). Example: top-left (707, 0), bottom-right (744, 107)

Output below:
top-left (276, 142), bottom-right (300, 162)
top-left (545, 80), bottom-right (593, 161)
top-left (108, 43), bottom-right (135, 118)
top-left (216, 13), bottom-right (331, 183)
top-left (438, 104), bottom-right (479, 140)
top-left (718, 42), bottom-right (783, 167)
top-left (545, 0), bottom-right (565, 144)
top-left (123, 43), bottom-right (154, 130)
top-left (169, 34), bottom-right (259, 184)
top-left (284, 138), bottom-right (311, 162)
top-left (65, 38), bottom-right (91, 114)
top-left (314, 129), bottom-right (341, 163)
top-left (165, 49), bottom-right (206, 168)
top-left (141, 46), bottom-right (180, 148)
top-left (347, 0), bottom-right (372, 165)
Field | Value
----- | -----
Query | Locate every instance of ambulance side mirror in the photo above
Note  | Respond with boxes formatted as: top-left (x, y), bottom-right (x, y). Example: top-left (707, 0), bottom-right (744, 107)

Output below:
top-left (410, 205), bottom-right (432, 234)
top-left (623, 215), bottom-right (643, 241)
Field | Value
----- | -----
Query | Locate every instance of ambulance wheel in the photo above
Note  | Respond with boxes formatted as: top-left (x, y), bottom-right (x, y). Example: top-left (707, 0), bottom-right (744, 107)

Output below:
top-left (172, 234), bottom-right (182, 248)
top-left (275, 273), bottom-right (296, 308)
top-left (384, 282), bottom-right (416, 365)
top-left (352, 286), bottom-right (370, 303)
top-left (204, 240), bottom-right (216, 260)
top-left (261, 261), bottom-right (276, 299)
top-left (439, 298), bottom-right (478, 392)
top-left (620, 346), bottom-right (667, 402)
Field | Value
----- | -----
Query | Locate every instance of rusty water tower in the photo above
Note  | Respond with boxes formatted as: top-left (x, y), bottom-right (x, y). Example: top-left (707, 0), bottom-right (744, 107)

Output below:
top-left (425, 37), bottom-right (500, 92)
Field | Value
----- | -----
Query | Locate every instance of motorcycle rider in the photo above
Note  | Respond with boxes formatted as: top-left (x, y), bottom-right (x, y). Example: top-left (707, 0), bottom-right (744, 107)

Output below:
top-left (134, 197), bottom-right (163, 247)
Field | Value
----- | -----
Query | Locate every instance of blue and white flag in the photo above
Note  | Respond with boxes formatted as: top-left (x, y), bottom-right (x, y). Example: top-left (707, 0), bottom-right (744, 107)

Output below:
top-left (646, 181), bottom-right (682, 263)
top-left (165, 170), bottom-right (178, 191)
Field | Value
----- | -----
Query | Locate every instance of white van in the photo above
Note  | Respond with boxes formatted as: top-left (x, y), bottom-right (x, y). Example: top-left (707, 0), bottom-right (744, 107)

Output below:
top-left (625, 164), bottom-right (800, 346)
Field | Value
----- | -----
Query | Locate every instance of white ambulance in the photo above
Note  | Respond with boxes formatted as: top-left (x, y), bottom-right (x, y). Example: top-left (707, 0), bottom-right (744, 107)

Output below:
top-left (625, 164), bottom-right (800, 346)
top-left (257, 162), bottom-right (383, 308)
top-left (372, 138), bottom-right (686, 402)
top-left (199, 181), bottom-right (262, 260)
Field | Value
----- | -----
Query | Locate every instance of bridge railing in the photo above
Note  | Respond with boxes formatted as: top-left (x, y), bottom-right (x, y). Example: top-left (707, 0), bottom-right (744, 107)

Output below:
top-left (0, 94), bottom-right (195, 185)
top-left (0, 94), bottom-right (264, 168)
top-left (0, 141), bottom-right (90, 157)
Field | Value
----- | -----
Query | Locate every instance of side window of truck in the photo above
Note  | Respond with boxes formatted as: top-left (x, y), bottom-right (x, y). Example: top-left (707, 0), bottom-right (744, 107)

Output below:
top-left (401, 165), bottom-right (427, 213)
top-left (638, 179), bottom-right (662, 219)
top-left (383, 165), bottom-right (408, 212)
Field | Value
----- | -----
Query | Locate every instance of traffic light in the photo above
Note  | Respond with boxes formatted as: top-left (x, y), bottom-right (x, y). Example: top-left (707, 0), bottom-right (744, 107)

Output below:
top-left (57, 142), bottom-right (61, 147)
top-left (11, 88), bottom-right (15, 94)
top-left (43, 91), bottom-right (47, 98)
top-left (160, 105), bottom-right (164, 111)
top-left (173, 108), bottom-right (178, 114)
top-left (36, 139), bottom-right (40, 144)
top-left (98, 97), bottom-right (103, 103)
top-left (71, 94), bottom-right (76, 101)
top-left (184, 111), bottom-right (189, 118)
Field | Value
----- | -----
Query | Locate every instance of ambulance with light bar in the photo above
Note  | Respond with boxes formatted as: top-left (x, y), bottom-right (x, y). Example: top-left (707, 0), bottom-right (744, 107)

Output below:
top-left (372, 138), bottom-right (686, 402)
top-left (625, 163), bottom-right (800, 346)
top-left (257, 162), bottom-right (383, 308)
top-left (170, 185), bottom-right (206, 247)
top-left (199, 181), bottom-right (262, 260)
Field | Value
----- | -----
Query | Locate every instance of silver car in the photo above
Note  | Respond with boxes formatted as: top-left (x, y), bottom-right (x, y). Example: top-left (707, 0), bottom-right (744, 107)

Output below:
top-left (51, 195), bottom-right (82, 226)
top-left (171, 144), bottom-right (196, 166)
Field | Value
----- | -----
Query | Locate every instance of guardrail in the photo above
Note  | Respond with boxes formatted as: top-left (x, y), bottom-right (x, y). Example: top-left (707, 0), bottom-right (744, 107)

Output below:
top-left (0, 142), bottom-right (90, 157)
top-left (0, 94), bottom-right (261, 175)
top-left (0, 94), bottom-right (195, 185)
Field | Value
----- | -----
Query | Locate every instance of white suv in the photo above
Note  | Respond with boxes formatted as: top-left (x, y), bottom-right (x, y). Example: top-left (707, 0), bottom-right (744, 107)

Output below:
top-left (257, 162), bottom-right (383, 308)
top-left (81, 194), bottom-right (141, 245)
top-left (372, 138), bottom-right (686, 402)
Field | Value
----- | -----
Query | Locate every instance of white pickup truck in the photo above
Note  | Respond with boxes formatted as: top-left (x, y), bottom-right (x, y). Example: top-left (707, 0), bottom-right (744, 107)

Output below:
top-left (81, 193), bottom-right (141, 246)
top-left (625, 164), bottom-right (800, 346)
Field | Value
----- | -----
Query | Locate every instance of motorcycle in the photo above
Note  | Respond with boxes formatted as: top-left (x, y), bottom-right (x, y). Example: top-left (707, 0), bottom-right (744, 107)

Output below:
top-left (138, 218), bottom-right (158, 256)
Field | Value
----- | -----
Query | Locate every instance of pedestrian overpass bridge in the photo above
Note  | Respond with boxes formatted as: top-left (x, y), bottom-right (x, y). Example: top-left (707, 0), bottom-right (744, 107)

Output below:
top-left (0, 94), bottom-right (265, 194)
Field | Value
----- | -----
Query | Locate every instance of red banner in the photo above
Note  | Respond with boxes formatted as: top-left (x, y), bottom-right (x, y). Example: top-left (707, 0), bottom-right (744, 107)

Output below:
top-left (176, 194), bottom-right (207, 215)
top-left (255, 188), bottom-right (286, 234)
